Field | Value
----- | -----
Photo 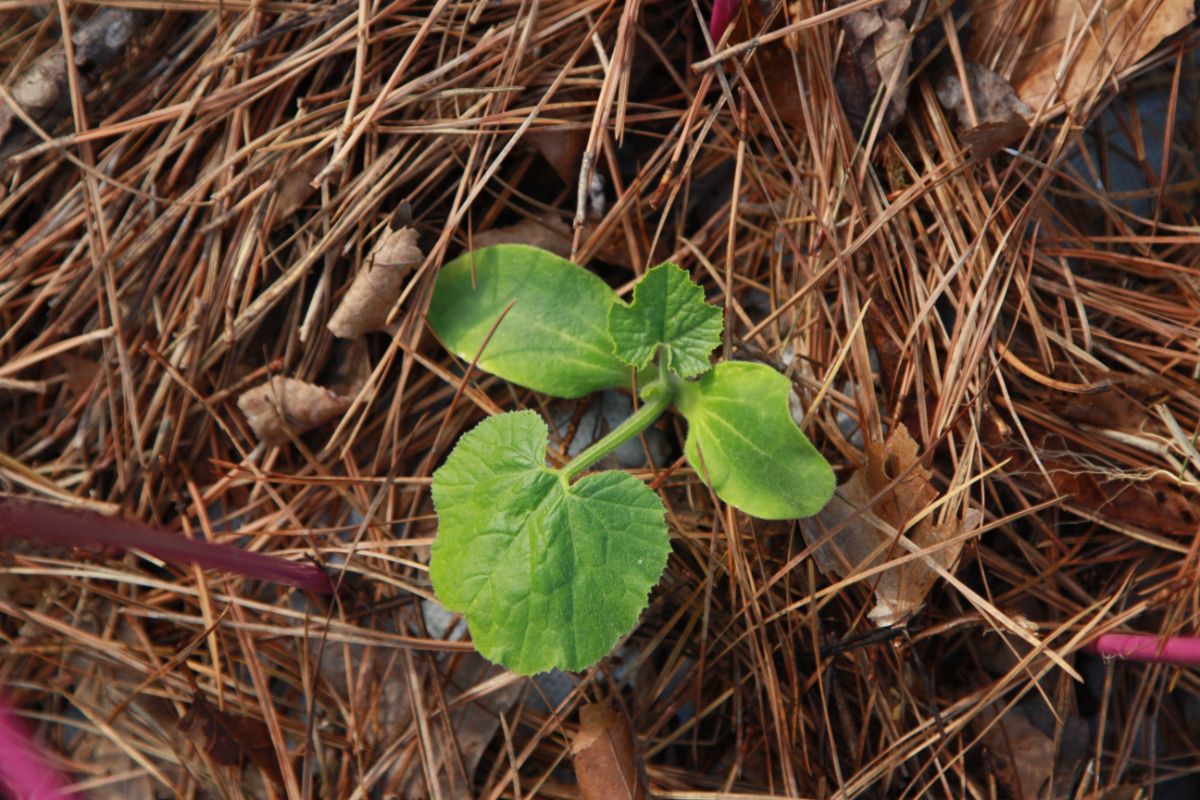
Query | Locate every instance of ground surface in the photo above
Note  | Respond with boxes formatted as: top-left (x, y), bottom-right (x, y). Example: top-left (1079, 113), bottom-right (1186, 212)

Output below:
top-left (2, 1), bottom-right (1200, 798)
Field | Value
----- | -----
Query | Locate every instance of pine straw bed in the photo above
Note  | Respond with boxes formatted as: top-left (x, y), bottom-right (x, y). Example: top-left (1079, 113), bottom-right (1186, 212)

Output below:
top-left (1, 1), bottom-right (1199, 797)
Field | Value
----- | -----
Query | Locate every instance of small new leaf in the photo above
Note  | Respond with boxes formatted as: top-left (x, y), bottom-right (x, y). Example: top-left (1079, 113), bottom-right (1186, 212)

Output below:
top-left (607, 263), bottom-right (722, 378)
top-left (430, 411), bottom-right (671, 675)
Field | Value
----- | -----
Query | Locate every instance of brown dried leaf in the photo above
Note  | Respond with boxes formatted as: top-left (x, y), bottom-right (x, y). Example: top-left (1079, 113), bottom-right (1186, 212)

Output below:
top-left (312, 606), bottom-right (521, 800)
top-left (968, 0), bottom-right (1195, 114)
top-left (56, 352), bottom-right (102, 398)
top-left (809, 423), bottom-right (981, 626)
top-left (237, 377), bottom-right (352, 446)
top-left (329, 337), bottom-right (372, 398)
top-left (978, 701), bottom-right (1088, 800)
top-left (0, 9), bottom-right (144, 147)
top-left (269, 157), bottom-right (325, 229)
top-left (572, 703), bottom-right (645, 800)
top-left (396, 658), bottom-right (521, 798)
top-left (471, 213), bottom-right (574, 257)
top-left (327, 226), bottom-right (422, 338)
top-left (834, 0), bottom-right (913, 136)
top-left (935, 63), bottom-right (1031, 157)
top-left (0, 539), bottom-right (58, 605)
top-left (471, 212), bottom-right (640, 270)
top-left (526, 127), bottom-right (587, 186)
top-left (179, 693), bottom-right (283, 789)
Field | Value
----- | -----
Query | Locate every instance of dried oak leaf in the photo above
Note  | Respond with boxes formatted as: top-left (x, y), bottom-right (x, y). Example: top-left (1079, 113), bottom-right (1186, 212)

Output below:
top-left (834, 0), bottom-right (913, 136)
top-left (572, 703), bottom-right (645, 800)
top-left (327, 225), bottom-right (423, 338)
top-left (312, 601), bottom-right (521, 799)
top-left (967, 0), bottom-right (1195, 114)
top-left (237, 376), bottom-right (351, 446)
top-left (809, 423), bottom-right (982, 627)
top-left (935, 62), bottom-right (1031, 157)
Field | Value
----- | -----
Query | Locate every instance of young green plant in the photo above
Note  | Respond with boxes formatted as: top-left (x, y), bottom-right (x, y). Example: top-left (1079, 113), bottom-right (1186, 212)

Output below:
top-left (426, 245), bottom-right (834, 674)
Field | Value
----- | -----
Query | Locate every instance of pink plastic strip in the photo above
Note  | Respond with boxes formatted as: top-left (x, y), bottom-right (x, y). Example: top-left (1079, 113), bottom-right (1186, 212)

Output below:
top-left (0, 696), bottom-right (76, 799)
top-left (1086, 633), bottom-right (1200, 667)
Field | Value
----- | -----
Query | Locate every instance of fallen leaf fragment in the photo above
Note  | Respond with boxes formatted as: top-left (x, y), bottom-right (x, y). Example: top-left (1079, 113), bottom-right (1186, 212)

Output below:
top-left (967, 0), bottom-right (1195, 114)
top-left (0, 9), bottom-right (145, 147)
top-left (808, 423), bottom-right (982, 626)
top-left (471, 214), bottom-right (574, 257)
top-left (526, 127), bottom-right (587, 186)
top-left (179, 692), bottom-right (283, 789)
top-left (935, 62), bottom-right (1031, 157)
top-left (327, 225), bottom-right (423, 338)
top-left (834, 0), bottom-right (913, 136)
top-left (977, 700), bottom-right (1087, 800)
top-left (313, 600), bottom-right (522, 799)
top-left (269, 157), bottom-right (326, 229)
top-left (572, 703), bottom-right (645, 800)
top-left (237, 376), bottom-right (352, 445)
top-left (471, 212), bottom-right (641, 269)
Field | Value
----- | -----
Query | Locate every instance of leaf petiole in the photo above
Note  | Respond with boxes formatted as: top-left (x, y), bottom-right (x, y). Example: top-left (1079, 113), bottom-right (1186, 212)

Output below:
top-left (559, 370), bottom-right (674, 483)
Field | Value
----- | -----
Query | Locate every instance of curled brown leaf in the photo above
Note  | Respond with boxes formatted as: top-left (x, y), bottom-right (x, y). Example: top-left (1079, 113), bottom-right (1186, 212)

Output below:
top-left (834, 0), bottom-right (912, 136)
top-left (935, 63), bottom-right (1031, 157)
top-left (967, 0), bottom-right (1195, 114)
top-left (809, 423), bottom-right (981, 626)
top-left (269, 157), bottom-right (325, 229)
top-left (327, 226), bottom-right (423, 338)
top-left (179, 692), bottom-right (283, 789)
top-left (237, 376), bottom-right (351, 446)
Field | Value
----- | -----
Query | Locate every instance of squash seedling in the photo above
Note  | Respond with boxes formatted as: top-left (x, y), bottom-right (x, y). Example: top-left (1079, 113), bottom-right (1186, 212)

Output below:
top-left (426, 244), bottom-right (834, 674)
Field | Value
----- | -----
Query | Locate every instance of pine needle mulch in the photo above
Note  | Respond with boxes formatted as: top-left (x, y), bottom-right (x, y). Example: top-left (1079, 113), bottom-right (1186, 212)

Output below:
top-left (2, 1), bottom-right (1199, 797)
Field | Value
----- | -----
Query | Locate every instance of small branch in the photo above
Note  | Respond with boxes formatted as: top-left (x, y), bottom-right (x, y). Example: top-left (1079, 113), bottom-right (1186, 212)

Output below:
top-left (0, 498), bottom-right (335, 595)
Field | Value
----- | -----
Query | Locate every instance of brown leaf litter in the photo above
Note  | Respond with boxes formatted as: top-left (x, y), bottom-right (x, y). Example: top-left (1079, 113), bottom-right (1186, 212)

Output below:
top-left (834, 0), bottom-right (914, 136)
top-left (0, 8), bottom-right (146, 148)
top-left (967, 0), bottom-right (1195, 113)
top-left (327, 225), bottom-right (423, 338)
top-left (935, 62), bottom-right (1031, 157)
top-left (237, 377), bottom-right (352, 446)
top-left (268, 156), bottom-right (326, 230)
top-left (976, 699), bottom-right (1088, 800)
top-left (809, 423), bottom-right (983, 627)
top-left (178, 690), bottom-right (283, 790)
top-left (470, 211), bottom-right (642, 270)
top-left (572, 702), bottom-right (646, 800)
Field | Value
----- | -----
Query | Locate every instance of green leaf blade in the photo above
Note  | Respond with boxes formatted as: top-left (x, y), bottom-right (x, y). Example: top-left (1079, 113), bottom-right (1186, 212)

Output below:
top-left (675, 362), bottom-right (834, 519)
top-left (607, 263), bottom-right (722, 378)
top-left (430, 411), bottom-right (671, 674)
top-left (427, 245), bottom-right (630, 398)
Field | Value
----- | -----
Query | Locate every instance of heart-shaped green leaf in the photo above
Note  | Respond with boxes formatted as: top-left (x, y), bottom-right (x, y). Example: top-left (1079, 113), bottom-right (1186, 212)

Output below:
top-left (675, 361), bottom-right (834, 519)
top-left (427, 245), bottom-right (630, 398)
top-left (430, 411), bottom-right (671, 675)
top-left (607, 263), bottom-right (722, 378)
